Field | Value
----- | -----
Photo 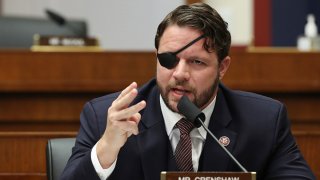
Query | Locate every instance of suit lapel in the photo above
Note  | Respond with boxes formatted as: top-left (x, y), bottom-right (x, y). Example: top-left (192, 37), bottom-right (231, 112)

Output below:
top-left (199, 88), bottom-right (238, 171)
top-left (137, 87), bottom-right (172, 180)
top-left (136, 83), bottom-right (239, 177)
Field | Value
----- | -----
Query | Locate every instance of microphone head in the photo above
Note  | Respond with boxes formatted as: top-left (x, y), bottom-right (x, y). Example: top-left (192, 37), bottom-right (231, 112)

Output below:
top-left (177, 95), bottom-right (205, 128)
top-left (45, 9), bottom-right (66, 25)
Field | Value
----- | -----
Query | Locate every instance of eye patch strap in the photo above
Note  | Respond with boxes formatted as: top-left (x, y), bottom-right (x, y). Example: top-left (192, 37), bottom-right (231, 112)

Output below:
top-left (172, 34), bottom-right (207, 55)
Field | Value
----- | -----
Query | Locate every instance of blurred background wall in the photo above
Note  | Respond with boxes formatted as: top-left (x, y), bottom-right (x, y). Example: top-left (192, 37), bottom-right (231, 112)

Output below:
top-left (0, 0), bottom-right (253, 50)
top-left (1, 0), bottom-right (320, 49)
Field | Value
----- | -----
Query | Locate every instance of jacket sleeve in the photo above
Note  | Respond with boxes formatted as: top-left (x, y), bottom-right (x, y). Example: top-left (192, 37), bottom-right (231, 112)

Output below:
top-left (263, 104), bottom-right (316, 180)
top-left (60, 101), bottom-right (102, 180)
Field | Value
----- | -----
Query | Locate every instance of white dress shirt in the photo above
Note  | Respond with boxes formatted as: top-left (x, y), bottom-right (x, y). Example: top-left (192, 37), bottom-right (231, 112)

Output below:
top-left (91, 94), bottom-right (216, 179)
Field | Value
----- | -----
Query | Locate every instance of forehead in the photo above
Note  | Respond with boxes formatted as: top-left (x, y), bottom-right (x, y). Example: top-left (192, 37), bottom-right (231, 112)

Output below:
top-left (158, 25), bottom-right (203, 51)
top-left (158, 25), bottom-right (219, 61)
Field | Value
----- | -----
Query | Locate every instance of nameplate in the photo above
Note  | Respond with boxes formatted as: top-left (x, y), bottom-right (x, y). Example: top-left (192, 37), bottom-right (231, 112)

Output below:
top-left (31, 35), bottom-right (102, 52)
top-left (33, 35), bottom-right (98, 46)
top-left (161, 172), bottom-right (256, 180)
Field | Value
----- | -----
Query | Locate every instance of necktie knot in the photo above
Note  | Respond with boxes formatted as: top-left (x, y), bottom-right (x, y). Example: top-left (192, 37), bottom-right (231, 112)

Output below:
top-left (176, 118), bottom-right (195, 135)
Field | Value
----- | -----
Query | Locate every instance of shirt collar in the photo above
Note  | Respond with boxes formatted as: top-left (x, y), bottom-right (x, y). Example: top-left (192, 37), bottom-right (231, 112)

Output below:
top-left (160, 94), bottom-right (216, 139)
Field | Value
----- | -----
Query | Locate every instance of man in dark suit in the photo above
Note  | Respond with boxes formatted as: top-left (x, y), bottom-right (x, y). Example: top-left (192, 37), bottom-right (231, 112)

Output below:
top-left (61, 3), bottom-right (315, 180)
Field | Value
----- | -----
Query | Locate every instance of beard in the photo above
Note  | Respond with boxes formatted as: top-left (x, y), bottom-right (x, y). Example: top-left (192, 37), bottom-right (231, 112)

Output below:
top-left (157, 75), bottom-right (219, 113)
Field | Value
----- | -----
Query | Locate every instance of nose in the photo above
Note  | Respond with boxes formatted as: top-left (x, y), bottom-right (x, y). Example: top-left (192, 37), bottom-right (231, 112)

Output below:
top-left (172, 59), bottom-right (190, 81)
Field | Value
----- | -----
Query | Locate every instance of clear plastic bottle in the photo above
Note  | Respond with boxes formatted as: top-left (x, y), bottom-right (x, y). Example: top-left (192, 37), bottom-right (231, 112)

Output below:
top-left (305, 14), bottom-right (318, 38)
top-left (297, 14), bottom-right (320, 51)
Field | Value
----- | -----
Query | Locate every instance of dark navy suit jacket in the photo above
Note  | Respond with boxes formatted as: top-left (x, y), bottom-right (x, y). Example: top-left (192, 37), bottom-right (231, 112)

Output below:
top-left (61, 79), bottom-right (315, 180)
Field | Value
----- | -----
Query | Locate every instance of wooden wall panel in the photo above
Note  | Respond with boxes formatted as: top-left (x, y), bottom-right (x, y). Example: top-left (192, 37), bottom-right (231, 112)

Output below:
top-left (295, 133), bottom-right (320, 178)
top-left (0, 93), bottom-right (94, 122)
top-left (0, 132), bottom-right (76, 180)
top-left (224, 52), bottom-right (320, 93)
top-left (186, 0), bottom-right (201, 4)
top-left (0, 50), bottom-right (319, 179)
top-left (0, 51), bottom-right (156, 92)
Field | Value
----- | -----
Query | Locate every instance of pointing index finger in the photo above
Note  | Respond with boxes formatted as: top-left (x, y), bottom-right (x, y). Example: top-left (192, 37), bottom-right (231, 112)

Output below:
top-left (118, 82), bottom-right (137, 99)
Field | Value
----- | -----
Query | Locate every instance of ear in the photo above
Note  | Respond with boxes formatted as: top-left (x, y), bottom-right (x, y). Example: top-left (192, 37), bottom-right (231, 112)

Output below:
top-left (218, 56), bottom-right (231, 80)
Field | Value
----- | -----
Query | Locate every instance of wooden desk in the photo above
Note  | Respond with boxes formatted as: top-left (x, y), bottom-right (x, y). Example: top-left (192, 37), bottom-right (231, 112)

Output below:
top-left (0, 50), bottom-right (319, 179)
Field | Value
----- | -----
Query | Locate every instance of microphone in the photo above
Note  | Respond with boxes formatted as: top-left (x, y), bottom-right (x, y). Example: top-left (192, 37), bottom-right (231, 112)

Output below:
top-left (177, 95), bottom-right (248, 172)
top-left (45, 9), bottom-right (66, 25)
top-left (45, 9), bottom-right (85, 37)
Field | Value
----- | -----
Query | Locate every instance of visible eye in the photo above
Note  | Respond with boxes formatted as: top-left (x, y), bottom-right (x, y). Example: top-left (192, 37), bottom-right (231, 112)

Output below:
top-left (191, 59), bottom-right (205, 65)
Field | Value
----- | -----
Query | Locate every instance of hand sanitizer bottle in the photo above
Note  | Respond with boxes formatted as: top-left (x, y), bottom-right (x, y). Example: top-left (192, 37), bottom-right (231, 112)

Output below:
top-left (305, 14), bottom-right (318, 38)
top-left (297, 14), bottom-right (320, 51)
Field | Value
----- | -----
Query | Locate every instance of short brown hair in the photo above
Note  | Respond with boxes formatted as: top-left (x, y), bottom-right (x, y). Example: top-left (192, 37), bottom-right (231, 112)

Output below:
top-left (154, 3), bottom-right (231, 62)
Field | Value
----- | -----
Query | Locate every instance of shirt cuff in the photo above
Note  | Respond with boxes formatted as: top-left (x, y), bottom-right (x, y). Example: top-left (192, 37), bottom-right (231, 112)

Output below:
top-left (91, 143), bottom-right (117, 180)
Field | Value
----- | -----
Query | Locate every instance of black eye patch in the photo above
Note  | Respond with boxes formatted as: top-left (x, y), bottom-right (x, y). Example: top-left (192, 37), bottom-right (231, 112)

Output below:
top-left (157, 52), bottom-right (179, 69)
top-left (157, 34), bottom-right (206, 69)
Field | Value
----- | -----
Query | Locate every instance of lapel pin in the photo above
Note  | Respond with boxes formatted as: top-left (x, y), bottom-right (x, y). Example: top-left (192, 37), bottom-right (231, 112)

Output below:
top-left (219, 136), bottom-right (230, 147)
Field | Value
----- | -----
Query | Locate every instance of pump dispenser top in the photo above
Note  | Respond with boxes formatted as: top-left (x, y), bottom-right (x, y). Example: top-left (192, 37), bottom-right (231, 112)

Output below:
top-left (305, 14), bottom-right (318, 38)
top-left (298, 14), bottom-right (320, 51)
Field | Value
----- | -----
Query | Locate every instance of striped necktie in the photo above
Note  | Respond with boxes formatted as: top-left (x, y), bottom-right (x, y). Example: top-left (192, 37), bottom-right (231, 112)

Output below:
top-left (174, 118), bottom-right (195, 171)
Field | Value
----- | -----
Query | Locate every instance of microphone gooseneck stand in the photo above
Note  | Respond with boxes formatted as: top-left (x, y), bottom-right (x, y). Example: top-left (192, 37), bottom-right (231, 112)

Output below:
top-left (177, 95), bottom-right (248, 173)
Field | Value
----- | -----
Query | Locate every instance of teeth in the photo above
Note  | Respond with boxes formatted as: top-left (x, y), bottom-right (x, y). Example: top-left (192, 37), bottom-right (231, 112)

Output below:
top-left (173, 88), bottom-right (188, 95)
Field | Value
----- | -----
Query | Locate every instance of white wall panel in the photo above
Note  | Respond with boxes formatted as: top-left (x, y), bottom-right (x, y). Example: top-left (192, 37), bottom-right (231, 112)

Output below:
top-left (2, 0), bottom-right (252, 50)
top-left (206, 0), bottom-right (253, 45)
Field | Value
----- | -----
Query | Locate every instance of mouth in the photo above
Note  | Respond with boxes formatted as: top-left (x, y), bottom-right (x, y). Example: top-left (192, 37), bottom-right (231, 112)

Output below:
top-left (171, 87), bottom-right (191, 96)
